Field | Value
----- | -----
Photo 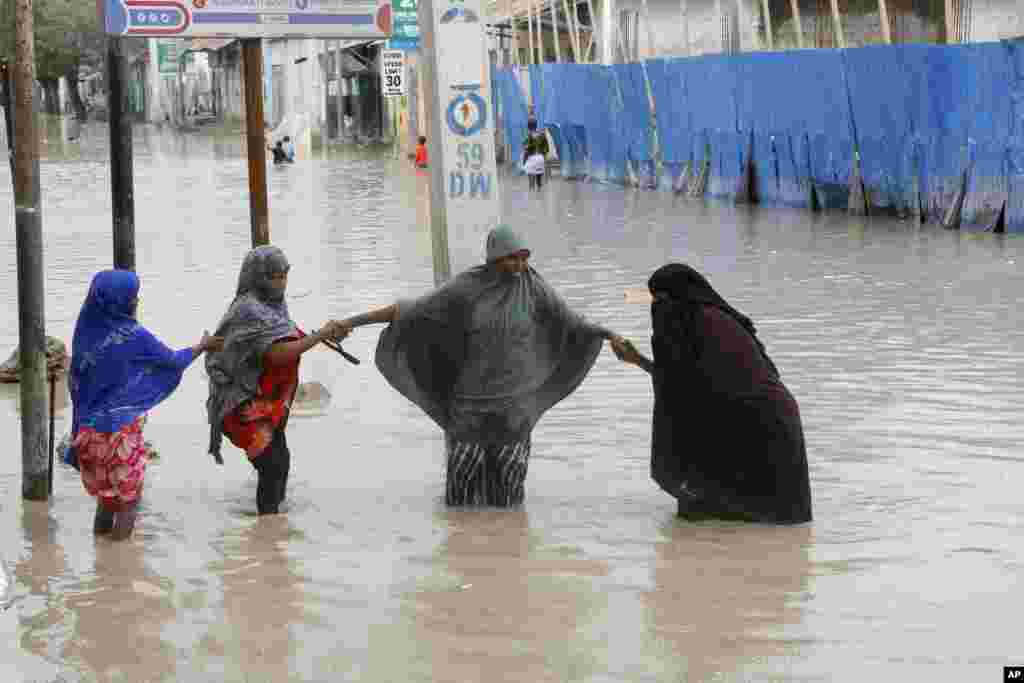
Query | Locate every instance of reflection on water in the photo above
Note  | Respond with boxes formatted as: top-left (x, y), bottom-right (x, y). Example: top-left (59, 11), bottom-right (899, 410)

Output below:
top-left (63, 533), bottom-right (178, 682)
top-left (207, 515), bottom-right (303, 682)
top-left (642, 522), bottom-right (812, 681)
top-left (407, 510), bottom-right (609, 683)
top-left (0, 120), bottom-right (1020, 681)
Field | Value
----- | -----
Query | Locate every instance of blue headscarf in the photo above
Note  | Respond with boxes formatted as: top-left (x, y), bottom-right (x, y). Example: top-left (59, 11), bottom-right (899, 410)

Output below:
top-left (70, 270), bottom-right (196, 440)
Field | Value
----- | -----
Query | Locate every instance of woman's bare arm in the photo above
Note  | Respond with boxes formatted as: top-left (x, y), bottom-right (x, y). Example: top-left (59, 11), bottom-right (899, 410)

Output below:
top-left (343, 303), bottom-right (398, 329)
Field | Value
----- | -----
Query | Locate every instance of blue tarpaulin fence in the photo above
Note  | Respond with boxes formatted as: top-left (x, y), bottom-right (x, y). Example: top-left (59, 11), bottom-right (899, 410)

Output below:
top-left (493, 38), bottom-right (1024, 233)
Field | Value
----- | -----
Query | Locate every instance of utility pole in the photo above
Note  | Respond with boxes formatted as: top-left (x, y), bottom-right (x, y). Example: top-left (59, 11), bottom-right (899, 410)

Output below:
top-left (108, 36), bottom-right (136, 270)
top-left (13, 0), bottom-right (49, 500)
top-left (242, 38), bottom-right (270, 246)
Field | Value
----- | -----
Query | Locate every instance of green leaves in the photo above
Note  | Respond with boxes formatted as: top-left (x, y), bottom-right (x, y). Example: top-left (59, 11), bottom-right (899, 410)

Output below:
top-left (0, 0), bottom-right (104, 79)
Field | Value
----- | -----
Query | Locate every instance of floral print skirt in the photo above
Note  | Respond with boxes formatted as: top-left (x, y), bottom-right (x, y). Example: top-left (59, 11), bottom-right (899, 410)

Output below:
top-left (73, 416), bottom-right (147, 512)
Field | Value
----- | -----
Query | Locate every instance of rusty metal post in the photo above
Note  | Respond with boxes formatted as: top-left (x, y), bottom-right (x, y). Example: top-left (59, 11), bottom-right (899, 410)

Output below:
top-left (242, 38), bottom-right (270, 247)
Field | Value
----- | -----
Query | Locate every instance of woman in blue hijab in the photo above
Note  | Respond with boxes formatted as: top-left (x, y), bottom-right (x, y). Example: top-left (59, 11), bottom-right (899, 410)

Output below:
top-left (70, 269), bottom-right (222, 540)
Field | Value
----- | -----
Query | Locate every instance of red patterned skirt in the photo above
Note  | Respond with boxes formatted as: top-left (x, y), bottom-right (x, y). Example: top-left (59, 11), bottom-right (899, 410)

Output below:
top-left (73, 416), bottom-right (148, 512)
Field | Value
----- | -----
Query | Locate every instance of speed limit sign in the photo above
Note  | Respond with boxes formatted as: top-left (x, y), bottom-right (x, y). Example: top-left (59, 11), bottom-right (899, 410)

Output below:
top-left (381, 49), bottom-right (406, 97)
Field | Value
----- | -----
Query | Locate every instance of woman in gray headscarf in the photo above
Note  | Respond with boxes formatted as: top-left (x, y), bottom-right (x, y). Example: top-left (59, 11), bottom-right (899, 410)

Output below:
top-left (207, 246), bottom-right (348, 515)
top-left (338, 225), bottom-right (618, 506)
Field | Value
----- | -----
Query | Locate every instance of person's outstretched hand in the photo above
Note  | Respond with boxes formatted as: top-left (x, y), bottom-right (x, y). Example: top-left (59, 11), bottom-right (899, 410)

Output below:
top-left (610, 336), bottom-right (642, 366)
top-left (322, 319), bottom-right (352, 342)
top-left (198, 331), bottom-right (224, 354)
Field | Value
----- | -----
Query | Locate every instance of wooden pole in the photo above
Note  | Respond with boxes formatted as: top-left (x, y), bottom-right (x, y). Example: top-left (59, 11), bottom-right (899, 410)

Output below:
top-left (790, 0), bottom-right (804, 48)
top-left (878, 0), bottom-right (892, 43)
top-left (47, 374), bottom-right (54, 494)
top-left (242, 38), bottom-right (270, 247)
top-left (829, 0), bottom-right (845, 48)
top-left (552, 0), bottom-right (563, 62)
top-left (584, 0), bottom-right (598, 61)
top-left (536, 0), bottom-right (546, 64)
top-left (761, 0), bottom-right (774, 49)
top-left (572, 0), bottom-right (586, 62)
top-left (108, 36), bottom-right (135, 271)
top-left (13, 0), bottom-right (49, 501)
top-left (563, 0), bottom-right (579, 61)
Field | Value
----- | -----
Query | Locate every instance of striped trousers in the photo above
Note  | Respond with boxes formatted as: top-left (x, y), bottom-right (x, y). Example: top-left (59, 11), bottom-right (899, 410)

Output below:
top-left (445, 434), bottom-right (531, 507)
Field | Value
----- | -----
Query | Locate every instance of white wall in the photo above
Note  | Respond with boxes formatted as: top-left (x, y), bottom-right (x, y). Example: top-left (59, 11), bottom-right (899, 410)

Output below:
top-left (969, 0), bottom-right (1024, 42)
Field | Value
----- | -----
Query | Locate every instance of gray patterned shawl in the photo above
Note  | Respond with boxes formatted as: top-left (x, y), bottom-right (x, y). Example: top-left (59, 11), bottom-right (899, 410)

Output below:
top-left (206, 246), bottom-right (296, 462)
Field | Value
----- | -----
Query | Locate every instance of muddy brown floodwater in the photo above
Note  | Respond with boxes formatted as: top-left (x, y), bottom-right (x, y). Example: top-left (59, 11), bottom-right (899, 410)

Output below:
top-left (0, 121), bottom-right (1021, 682)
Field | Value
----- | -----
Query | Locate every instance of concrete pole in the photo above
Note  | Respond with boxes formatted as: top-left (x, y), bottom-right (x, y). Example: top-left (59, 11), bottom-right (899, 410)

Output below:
top-left (829, 0), bottom-right (845, 48)
top-left (878, 0), bottom-right (892, 44)
top-left (944, 0), bottom-right (955, 44)
top-left (334, 40), bottom-right (344, 140)
top-left (418, 0), bottom-right (451, 283)
top-left (527, 0), bottom-right (536, 64)
top-left (680, 0), bottom-right (690, 56)
top-left (13, 0), bottom-right (49, 500)
top-left (601, 0), bottom-right (615, 64)
top-left (107, 36), bottom-right (136, 271)
top-left (761, 0), bottom-right (774, 49)
top-left (242, 38), bottom-right (270, 246)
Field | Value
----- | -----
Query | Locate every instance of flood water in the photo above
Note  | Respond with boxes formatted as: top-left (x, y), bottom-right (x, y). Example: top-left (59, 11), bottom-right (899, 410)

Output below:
top-left (0, 120), bottom-right (1021, 682)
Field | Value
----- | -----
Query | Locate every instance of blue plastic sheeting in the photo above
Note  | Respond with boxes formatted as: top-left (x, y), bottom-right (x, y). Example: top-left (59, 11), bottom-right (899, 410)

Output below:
top-left (611, 64), bottom-right (653, 163)
top-left (492, 41), bottom-right (1024, 232)
top-left (493, 68), bottom-right (530, 174)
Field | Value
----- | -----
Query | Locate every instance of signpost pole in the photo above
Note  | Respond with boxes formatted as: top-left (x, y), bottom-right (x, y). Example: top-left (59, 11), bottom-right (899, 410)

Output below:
top-left (419, 0), bottom-right (501, 285)
top-left (242, 38), bottom-right (270, 247)
top-left (418, 0), bottom-right (450, 284)
top-left (14, 0), bottom-right (49, 500)
top-left (108, 36), bottom-right (136, 270)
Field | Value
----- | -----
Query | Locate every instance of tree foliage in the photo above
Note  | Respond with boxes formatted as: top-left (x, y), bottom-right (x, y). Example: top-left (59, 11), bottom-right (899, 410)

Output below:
top-left (0, 0), bottom-right (105, 79)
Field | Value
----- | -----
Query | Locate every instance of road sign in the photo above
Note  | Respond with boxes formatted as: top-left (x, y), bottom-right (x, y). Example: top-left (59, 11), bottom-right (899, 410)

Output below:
top-left (420, 0), bottom-right (501, 281)
top-left (100, 0), bottom-right (393, 39)
top-left (380, 49), bottom-right (405, 97)
top-left (389, 0), bottom-right (418, 50)
top-left (156, 40), bottom-right (178, 74)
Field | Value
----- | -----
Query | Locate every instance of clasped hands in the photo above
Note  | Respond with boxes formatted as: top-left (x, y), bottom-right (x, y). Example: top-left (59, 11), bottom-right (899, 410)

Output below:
top-left (609, 335), bottom-right (643, 366)
top-left (317, 319), bottom-right (353, 343)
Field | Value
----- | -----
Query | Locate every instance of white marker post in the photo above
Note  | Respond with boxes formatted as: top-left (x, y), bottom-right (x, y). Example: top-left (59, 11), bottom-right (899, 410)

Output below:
top-left (419, 0), bottom-right (502, 284)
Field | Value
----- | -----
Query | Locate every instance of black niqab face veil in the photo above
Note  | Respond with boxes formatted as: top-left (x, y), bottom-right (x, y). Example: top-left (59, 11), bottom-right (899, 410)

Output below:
top-left (647, 263), bottom-right (779, 377)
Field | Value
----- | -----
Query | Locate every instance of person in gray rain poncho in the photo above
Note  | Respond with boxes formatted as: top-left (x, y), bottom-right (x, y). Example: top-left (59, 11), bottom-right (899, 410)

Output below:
top-left (207, 246), bottom-right (348, 515)
top-left (339, 225), bottom-right (620, 506)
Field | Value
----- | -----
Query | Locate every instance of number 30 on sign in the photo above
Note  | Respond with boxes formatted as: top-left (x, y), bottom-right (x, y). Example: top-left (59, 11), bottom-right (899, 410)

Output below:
top-left (381, 49), bottom-right (406, 97)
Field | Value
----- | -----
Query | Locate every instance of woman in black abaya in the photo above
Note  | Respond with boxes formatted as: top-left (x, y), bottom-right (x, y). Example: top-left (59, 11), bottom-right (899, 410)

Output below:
top-left (611, 264), bottom-right (812, 524)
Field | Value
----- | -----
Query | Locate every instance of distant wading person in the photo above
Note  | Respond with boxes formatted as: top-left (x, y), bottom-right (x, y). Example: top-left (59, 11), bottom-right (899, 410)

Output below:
top-left (340, 225), bottom-right (620, 506)
top-left (70, 270), bottom-right (222, 540)
top-left (611, 264), bottom-right (812, 524)
top-left (206, 246), bottom-right (348, 515)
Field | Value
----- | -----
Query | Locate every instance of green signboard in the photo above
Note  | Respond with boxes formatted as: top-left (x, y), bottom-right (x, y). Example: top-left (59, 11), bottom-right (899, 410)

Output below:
top-left (390, 0), bottom-right (419, 51)
top-left (157, 42), bottom-right (178, 75)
